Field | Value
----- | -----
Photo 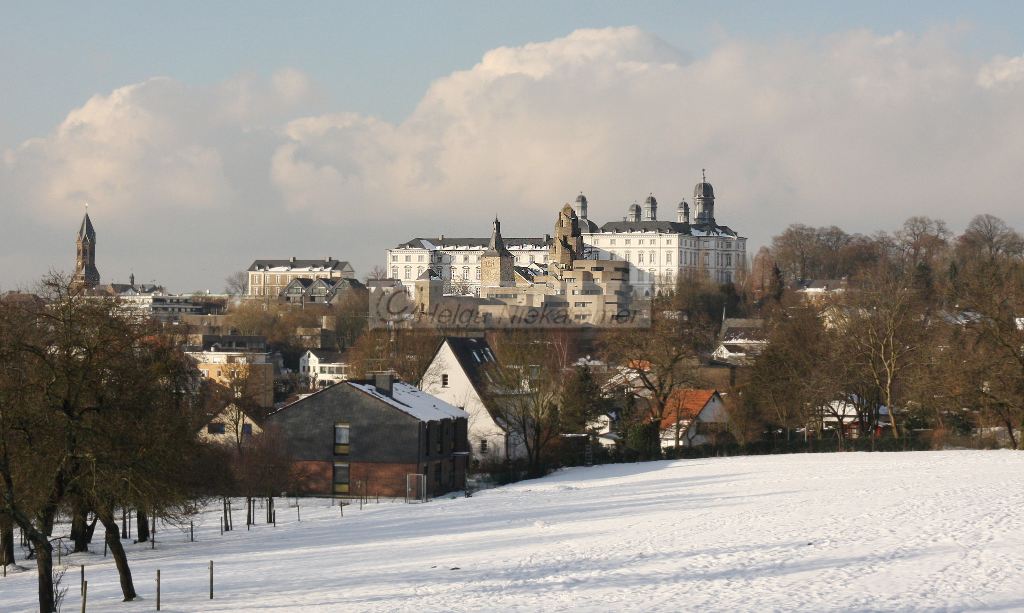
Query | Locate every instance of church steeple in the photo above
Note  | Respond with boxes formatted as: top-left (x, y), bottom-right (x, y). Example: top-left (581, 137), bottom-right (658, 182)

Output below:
top-left (72, 205), bottom-right (100, 291)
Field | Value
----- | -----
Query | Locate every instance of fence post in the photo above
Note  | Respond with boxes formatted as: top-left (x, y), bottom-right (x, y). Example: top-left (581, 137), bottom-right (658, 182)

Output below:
top-left (190, 521), bottom-right (194, 542)
top-left (81, 580), bottom-right (87, 613)
top-left (81, 564), bottom-right (85, 595)
top-left (156, 569), bottom-right (161, 611)
top-left (297, 503), bottom-right (301, 523)
top-left (209, 560), bottom-right (214, 600)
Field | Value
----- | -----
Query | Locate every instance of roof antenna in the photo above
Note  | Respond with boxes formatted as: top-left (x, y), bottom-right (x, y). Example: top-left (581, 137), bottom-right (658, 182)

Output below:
top-left (702, 168), bottom-right (706, 183)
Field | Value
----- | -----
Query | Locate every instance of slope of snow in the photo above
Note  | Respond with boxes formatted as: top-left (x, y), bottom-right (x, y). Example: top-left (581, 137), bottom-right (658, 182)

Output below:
top-left (3, 451), bottom-right (1023, 612)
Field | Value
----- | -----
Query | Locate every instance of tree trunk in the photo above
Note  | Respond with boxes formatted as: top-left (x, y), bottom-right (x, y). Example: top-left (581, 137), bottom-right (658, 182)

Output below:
top-left (98, 512), bottom-right (137, 601)
top-left (70, 507), bottom-right (90, 553)
top-left (135, 508), bottom-right (149, 543)
top-left (34, 539), bottom-right (55, 613)
top-left (1, 514), bottom-right (15, 568)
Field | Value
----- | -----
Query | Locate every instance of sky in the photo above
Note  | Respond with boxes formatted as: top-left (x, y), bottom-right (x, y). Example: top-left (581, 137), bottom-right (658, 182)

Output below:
top-left (3, 2), bottom-right (1024, 292)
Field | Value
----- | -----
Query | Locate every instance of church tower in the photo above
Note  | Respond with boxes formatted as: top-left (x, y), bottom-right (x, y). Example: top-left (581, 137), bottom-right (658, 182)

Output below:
top-left (72, 208), bottom-right (100, 291)
top-left (480, 217), bottom-right (515, 287)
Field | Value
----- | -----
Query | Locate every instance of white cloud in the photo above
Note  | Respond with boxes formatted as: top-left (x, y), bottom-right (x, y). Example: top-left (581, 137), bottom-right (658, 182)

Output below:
top-left (3, 27), bottom-right (1024, 291)
top-left (978, 54), bottom-right (1024, 88)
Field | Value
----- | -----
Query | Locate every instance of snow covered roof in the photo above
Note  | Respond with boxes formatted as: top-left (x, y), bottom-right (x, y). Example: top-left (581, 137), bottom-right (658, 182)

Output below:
top-left (348, 381), bottom-right (468, 422)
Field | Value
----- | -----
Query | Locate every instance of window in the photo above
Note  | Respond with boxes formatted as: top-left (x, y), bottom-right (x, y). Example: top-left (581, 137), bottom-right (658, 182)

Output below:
top-left (480, 439), bottom-right (489, 453)
top-left (405, 255), bottom-right (411, 262)
top-left (441, 373), bottom-right (449, 387)
top-left (404, 265), bottom-right (412, 280)
top-left (207, 423), bottom-right (225, 435)
top-left (241, 424), bottom-right (253, 436)
top-left (476, 267), bottom-right (481, 280)
top-left (334, 423), bottom-right (350, 455)
top-left (638, 252), bottom-right (644, 264)
top-left (462, 267), bottom-right (470, 280)
top-left (392, 267), bottom-right (399, 278)
top-left (391, 254), bottom-right (398, 262)
top-left (332, 462), bottom-right (350, 494)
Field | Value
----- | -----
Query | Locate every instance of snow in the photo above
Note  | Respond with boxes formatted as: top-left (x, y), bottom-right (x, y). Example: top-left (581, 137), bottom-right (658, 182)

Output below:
top-left (4, 451), bottom-right (1024, 612)
top-left (348, 381), bottom-right (468, 421)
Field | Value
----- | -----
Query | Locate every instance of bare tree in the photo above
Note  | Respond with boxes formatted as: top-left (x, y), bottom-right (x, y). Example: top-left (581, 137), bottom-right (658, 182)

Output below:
top-left (224, 270), bottom-right (248, 296)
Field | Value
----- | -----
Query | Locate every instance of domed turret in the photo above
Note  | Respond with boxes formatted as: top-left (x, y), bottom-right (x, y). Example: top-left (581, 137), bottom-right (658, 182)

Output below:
top-left (622, 203), bottom-right (638, 223)
top-left (693, 169), bottom-right (715, 225)
top-left (573, 192), bottom-right (589, 221)
top-left (677, 200), bottom-right (690, 224)
top-left (642, 194), bottom-right (658, 221)
top-left (626, 202), bottom-right (641, 223)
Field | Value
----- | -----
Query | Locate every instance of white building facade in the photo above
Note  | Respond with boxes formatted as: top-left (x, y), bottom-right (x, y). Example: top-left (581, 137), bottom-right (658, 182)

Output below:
top-left (387, 237), bottom-right (551, 295)
top-left (574, 177), bottom-right (747, 295)
top-left (387, 175), bottom-right (746, 297)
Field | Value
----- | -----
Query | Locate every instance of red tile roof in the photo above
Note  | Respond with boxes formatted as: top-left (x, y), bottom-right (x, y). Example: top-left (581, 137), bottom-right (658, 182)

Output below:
top-left (658, 389), bottom-right (717, 429)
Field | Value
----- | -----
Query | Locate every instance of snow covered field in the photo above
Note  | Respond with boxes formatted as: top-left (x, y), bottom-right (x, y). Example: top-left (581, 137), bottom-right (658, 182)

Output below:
top-left (4, 450), bottom-right (1024, 612)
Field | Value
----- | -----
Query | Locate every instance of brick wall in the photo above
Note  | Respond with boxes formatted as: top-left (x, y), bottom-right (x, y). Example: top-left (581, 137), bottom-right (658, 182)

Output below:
top-left (350, 462), bottom-right (419, 498)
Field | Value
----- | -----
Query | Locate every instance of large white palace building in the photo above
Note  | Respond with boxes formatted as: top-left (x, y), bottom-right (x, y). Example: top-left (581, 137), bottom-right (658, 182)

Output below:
top-left (387, 174), bottom-right (746, 296)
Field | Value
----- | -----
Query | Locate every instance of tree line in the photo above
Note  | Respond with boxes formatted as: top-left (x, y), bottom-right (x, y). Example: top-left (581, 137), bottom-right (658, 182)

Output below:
top-left (0, 275), bottom-right (295, 612)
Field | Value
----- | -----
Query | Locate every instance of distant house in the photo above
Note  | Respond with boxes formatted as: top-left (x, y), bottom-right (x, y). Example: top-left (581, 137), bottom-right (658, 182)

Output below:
top-left (199, 404), bottom-right (264, 446)
top-left (711, 318), bottom-right (767, 366)
top-left (796, 279), bottom-right (848, 304)
top-left (299, 349), bottom-right (350, 388)
top-left (266, 373), bottom-right (469, 498)
top-left (659, 389), bottom-right (729, 449)
top-left (280, 277), bottom-right (366, 306)
top-left (419, 337), bottom-right (525, 464)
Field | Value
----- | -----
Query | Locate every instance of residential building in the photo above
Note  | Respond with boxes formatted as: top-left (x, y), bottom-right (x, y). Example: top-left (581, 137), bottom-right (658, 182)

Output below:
top-left (246, 257), bottom-right (356, 298)
top-left (199, 404), bottom-right (263, 446)
top-left (659, 389), bottom-right (729, 449)
top-left (280, 277), bottom-right (366, 306)
top-left (711, 318), bottom-right (768, 366)
top-left (300, 349), bottom-right (351, 388)
top-left (267, 373), bottom-right (469, 498)
top-left (419, 337), bottom-right (525, 464)
top-left (186, 335), bottom-right (275, 408)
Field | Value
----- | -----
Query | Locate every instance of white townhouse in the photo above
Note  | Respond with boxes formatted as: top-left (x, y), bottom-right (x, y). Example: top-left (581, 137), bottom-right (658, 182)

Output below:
top-left (418, 337), bottom-right (526, 464)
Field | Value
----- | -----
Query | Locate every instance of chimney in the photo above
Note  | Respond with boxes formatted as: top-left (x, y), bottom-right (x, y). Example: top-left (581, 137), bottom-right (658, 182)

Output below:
top-left (439, 234), bottom-right (445, 241)
top-left (325, 256), bottom-right (331, 263)
top-left (289, 256), bottom-right (296, 264)
top-left (373, 372), bottom-right (395, 397)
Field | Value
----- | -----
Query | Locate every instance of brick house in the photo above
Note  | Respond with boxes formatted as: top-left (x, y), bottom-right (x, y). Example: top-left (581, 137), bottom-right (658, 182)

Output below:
top-left (266, 373), bottom-right (469, 498)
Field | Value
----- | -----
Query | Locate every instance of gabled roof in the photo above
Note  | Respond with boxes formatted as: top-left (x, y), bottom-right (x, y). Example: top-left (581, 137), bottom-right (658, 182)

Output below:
top-left (440, 336), bottom-right (497, 393)
top-left (306, 349), bottom-right (348, 364)
top-left (659, 389), bottom-right (718, 430)
top-left (284, 278), bottom-right (316, 289)
top-left (347, 381), bottom-right (468, 422)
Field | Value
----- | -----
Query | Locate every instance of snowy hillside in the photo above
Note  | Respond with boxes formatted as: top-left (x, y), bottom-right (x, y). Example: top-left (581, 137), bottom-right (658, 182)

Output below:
top-left (4, 451), bottom-right (1023, 612)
